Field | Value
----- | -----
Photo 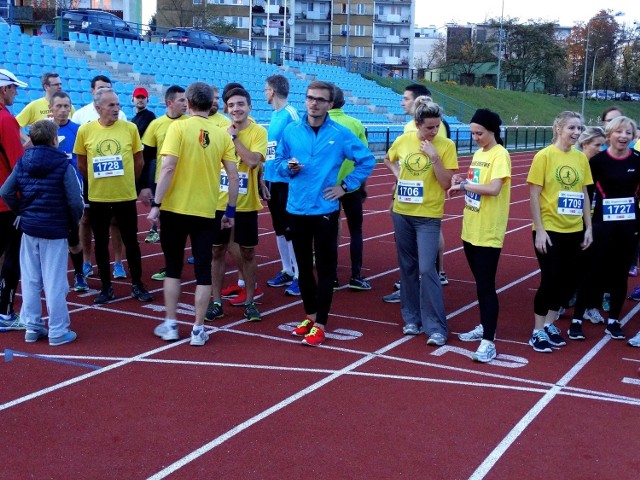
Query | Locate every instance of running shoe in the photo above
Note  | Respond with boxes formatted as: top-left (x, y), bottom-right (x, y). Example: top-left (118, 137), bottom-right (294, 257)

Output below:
top-left (131, 284), bottom-right (153, 302)
top-left (605, 321), bottom-right (625, 340)
top-left (285, 278), bottom-right (300, 296)
top-left (73, 273), bottom-right (89, 292)
top-left (49, 331), bottom-right (77, 346)
top-left (382, 290), bottom-right (401, 303)
top-left (472, 340), bottom-right (497, 363)
top-left (190, 328), bottom-right (209, 346)
top-left (349, 276), bottom-right (372, 291)
top-left (25, 326), bottom-right (48, 343)
top-left (567, 321), bottom-right (585, 340)
top-left (302, 326), bottom-right (325, 346)
top-left (145, 229), bottom-right (160, 243)
top-left (187, 256), bottom-right (194, 264)
top-left (151, 269), bottom-right (166, 281)
top-left (0, 312), bottom-right (25, 332)
top-left (583, 308), bottom-right (605, 324)
top-left (630, 266), bottom-right (638, 277)
top-left (267, 270), bottom-right (294, 287)
top-left (205, 301), bottom-right (224, 321)
top-left (113, 261), bottom-right (126, 279)
top-left (427, 333), bottom-right (446, 346)
top-left (82, 261), bottom-right (94, 278)
top-left (529, 330), bottom-right (553, 353)
top-left (458, 324), bottom-right (484, 342)
top-left (627, 331), bottom-right (640, 347)
top-left (439, 271), bottom-right (449, 286)
top-left (221, 284), bottom-right (243, 299)
top-left (628, 287), bottom-right (640, 302)
top-left (154, 322), bottom-right (179, 341)
top-left (402, 323), bottom-right (422, 335)
top-left (544, 323), bottom-right (567, 347)
top-left (292, 318), bottom-right (314, 337)
top-left (94, 286), bottom-right (115, 304)
top-left (244, 302), bottom-right (261, 322)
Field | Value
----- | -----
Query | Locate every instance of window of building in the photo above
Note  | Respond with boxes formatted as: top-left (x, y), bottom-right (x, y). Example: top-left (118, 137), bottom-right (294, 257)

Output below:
top-left (355, 25), bottom-right (365, 36)
top-left (355, 46), bottom-right (364, 57)
top-left (356, 4), bottom-right (365, 14)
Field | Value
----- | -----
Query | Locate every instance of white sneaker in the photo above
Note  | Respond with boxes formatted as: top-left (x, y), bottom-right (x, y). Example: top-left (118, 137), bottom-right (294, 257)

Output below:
top-left (190, 328), bottom-right (210, 346)
top-left (458, 324), bottom-right (484, 341)
top-left (426, 332), bottom-right (446, 346)
top-left (583, 308), bottom-right (605, 324)
top-left (627, 331), bottom-right (640, 347)
top-left (472, 340), bottom-right (497, 363)
top-left (154, 322), bottom-right (179, 341)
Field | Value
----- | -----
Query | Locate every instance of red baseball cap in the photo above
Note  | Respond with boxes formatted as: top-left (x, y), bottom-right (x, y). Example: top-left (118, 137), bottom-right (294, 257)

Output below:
top-left (133, 87), bottom-right (149, 98)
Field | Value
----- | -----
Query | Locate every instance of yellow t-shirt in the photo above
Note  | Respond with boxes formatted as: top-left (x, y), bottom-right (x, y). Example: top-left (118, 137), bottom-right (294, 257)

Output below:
top-left (526, 144), bottom-right (593, 233)
top-left (160, 116), bottom-right (237, 218)
top-left (461, 144), bottom-right (511, 248)
top-left (209, 112), bottom-right (232, 129)
top-left (404, 120), bottom-right (447, 138)
top-left (73, 120), bottom-right (142, 202)
top-left (141, 114), bottom-right (188, 182)
top-left (218, 122), bottom-right (267, 212)
top-left (389, 132), bottom-right (458, 218)
top-left (16, 97), bottom-right (76, 127)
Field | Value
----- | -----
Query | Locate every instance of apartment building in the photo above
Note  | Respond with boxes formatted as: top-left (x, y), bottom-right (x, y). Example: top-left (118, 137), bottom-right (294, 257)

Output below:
top-left (156, 0), bottom-right (415, 75)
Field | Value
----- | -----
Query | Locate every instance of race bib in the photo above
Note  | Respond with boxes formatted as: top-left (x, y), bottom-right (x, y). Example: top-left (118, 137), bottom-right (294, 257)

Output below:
top-left (92, 155), bottom-right (124, 178)
top-left (464, 189), bottom-right (481, 210)
top-left (603, 197), bottom-right (635, 221)
top-left (220, 169), bottom-right (248, 195)
top-left (266, 140), bottom-right (277, 161)
top-left (557, 191), bottom-right (584, 215)
top-left (397, 179), bottom-right (424, 203)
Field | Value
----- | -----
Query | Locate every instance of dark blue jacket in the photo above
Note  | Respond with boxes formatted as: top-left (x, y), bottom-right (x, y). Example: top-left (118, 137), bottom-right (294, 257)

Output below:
top-left (0, 145), bottom-right (84, 239)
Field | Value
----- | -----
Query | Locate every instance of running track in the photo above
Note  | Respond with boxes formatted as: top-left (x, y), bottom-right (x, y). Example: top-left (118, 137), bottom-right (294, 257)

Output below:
top-left (1, 152), bottom-right (639, 479)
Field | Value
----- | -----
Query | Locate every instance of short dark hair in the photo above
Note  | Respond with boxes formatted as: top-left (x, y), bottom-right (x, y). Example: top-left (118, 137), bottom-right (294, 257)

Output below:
top-left (266, 74), bottom-right (289, 98)
top-left (405, 83), bottom-right (431, 100)
top-left (29, 119), bottom-right (58, 146)
top-left (600, 105), bottom-right (624, 122)
top-left (90, 75), bottom-right (112, 89)
top-left (185, 82), bottom-right (213, 112)
top-left (165, 85), bottom-right (185, 103)
top-left (307, 81), bottom-right (334, 102)
top-left (41, 72), bottom-right (60, 88)
top-left (223, 87), bottom-right (251, 106)
top-left (49, 91), bottom-right (70, 105)
top-left (331, 84), bottom-right (345, 109)
top-left (222, 82), bottom-right (245, 99)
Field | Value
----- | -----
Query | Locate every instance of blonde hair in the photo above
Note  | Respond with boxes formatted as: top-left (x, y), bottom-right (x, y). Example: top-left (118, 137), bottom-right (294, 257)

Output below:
top-left (605, 116), bottom-right (637, 140)
top-left (577, 126), bottom-right (605, 149)
top-left (552, 111), bottom-right (582, 144)
top-left (413, 96), bottom-right (442, 125)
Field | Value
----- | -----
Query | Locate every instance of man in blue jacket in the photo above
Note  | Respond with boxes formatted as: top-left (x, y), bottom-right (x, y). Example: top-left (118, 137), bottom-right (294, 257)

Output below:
top-left (0, 120), bottom-right (84, 345)
top-left (274, 81), bottom-right (375, 346)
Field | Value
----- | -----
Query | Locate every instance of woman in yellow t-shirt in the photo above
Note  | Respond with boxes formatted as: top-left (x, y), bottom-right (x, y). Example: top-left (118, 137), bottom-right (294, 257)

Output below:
top-left (526, 111), bottom-right (593, 353)
top-left (448, 109), bottom-right (511, 363)
top-left (385, 97), bottom-right (458, 346)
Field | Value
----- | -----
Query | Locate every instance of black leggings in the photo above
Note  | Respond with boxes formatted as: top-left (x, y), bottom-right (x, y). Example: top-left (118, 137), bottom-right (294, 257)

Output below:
top-left (340, 189), bottom-right (365, 278)
top-left (533, 230), bottom-right (583, 316)
top-left (463, 242), bottom-right (501, 341)
top-left (0, 211), bottom-right (21, 315)
top-left (266, 181), bottom-right (292, 239)
top-left (89, 200), bottom-right (142, 288)
top-left (290, 211), bottom-right (339, 326)
top-left (160, 210), bottom-right (215, 285)
top-left (574, 222), bottom-right (637, 321)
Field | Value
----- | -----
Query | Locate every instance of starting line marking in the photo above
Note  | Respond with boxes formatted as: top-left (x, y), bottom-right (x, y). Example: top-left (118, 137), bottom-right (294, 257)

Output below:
top-left (3, 349), bottom-right (101, 370)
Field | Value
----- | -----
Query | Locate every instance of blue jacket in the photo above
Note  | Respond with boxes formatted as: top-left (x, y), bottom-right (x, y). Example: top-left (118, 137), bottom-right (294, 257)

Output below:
top-left (0, 145), bottom-right (84, 239)
top-left (274, 114), bottom-right (375, 215)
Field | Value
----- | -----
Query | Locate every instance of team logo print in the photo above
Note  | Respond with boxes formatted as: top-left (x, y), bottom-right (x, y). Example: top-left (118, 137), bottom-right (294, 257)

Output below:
top-left (199, 129), bottom-right (210, 148)
top-left (555, 165), bottom-right (579, 189)
top-left (96, 139), bottom-right (121, 156)
top-left (403, 152), bottom-right (430, 176)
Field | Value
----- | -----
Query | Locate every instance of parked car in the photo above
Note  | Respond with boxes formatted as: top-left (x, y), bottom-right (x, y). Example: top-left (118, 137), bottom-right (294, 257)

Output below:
top-left (61, 9), bottom-right (142, 41)
top-left (38, 23), bottom-right (55, 39)
top-left (161, 28), bottom-right (234, 53)
top-left (630, 93), bottom-right (640, 102)
top-left (589, 90), bottom-right (615, 100)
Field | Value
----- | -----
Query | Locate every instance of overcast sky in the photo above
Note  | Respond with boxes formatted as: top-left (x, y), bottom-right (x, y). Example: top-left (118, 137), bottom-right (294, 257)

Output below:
top-left (415, 1), bottom-right (638, 29)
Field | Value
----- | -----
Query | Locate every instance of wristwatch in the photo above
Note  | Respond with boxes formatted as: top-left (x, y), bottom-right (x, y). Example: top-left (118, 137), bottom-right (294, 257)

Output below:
top-left (151, 199), bottom-right (162, 208)
top-left (340, 181), bottom-right (349, 193)
top-left (230, 134), bottom-right (237, 141)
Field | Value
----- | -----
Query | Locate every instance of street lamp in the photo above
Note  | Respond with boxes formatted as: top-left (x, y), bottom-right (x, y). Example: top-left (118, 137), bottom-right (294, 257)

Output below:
top-left (580, 11), bottom-right (624, 118)
top-left (496, 0), bottom-right (505, 90)
top-left (590, 46), bottom-right (605, 93)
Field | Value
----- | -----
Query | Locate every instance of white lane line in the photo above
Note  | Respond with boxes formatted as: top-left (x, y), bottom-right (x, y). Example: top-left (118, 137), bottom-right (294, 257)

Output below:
top-left (468, 301), bottom-right (640, 479)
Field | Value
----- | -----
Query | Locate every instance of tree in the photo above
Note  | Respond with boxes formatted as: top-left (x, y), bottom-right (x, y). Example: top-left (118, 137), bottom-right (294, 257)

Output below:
top-left (32, 0), bottom-right (80, 21)
top-left (156, 0), bottom-right (238, 37)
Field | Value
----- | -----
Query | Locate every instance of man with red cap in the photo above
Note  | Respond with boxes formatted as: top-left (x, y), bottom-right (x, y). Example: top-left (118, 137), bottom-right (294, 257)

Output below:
top-left (131, 87), bottom-right (156, 140)
top-left (0, 69), bottom-right (27, 331)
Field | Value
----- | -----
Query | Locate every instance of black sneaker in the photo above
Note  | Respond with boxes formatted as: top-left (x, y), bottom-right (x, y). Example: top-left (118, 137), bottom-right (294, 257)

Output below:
top-left (567, 321), bottom-right (586, 340)
top-left (94, 286), bottom-right (115, 304)
top-left (529, 330), bottom-right (553, 353)
top-left (605, 321), bottom-right (626, 340)
top-left (244, 301), bottom-right (261, 322)
top-left (205, 301), bottom-right (224, 321)
top-left (349, 276), bottom-right (371, 291)
top-left (544, 323), bottom-right (567, 347)
top-left (131, 284), bottom-right (153, 302)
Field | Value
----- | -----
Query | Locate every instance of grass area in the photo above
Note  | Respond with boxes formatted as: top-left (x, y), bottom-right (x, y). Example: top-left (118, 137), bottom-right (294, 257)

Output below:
top-left (368, 75), bottom-right (640, 127)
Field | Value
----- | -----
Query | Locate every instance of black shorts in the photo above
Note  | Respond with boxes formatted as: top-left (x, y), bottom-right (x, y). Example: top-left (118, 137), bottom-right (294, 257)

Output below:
top-left (266, 181), bottom-right (291, 238)
top-left (212, 210), bottom-right (258, 248)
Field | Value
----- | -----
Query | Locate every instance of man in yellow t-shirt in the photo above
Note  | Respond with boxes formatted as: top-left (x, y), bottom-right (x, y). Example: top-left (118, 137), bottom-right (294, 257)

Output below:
top-left (74, 88), bottom-right (152, 305)
top-left (139, 85), bottom-right (188, 249)
top-left (148, 82), bottom-right (239, 346)
top-left (205, 87), bottom-right (267, 323)
top-left (16, 72), bottom-right (76, 144)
